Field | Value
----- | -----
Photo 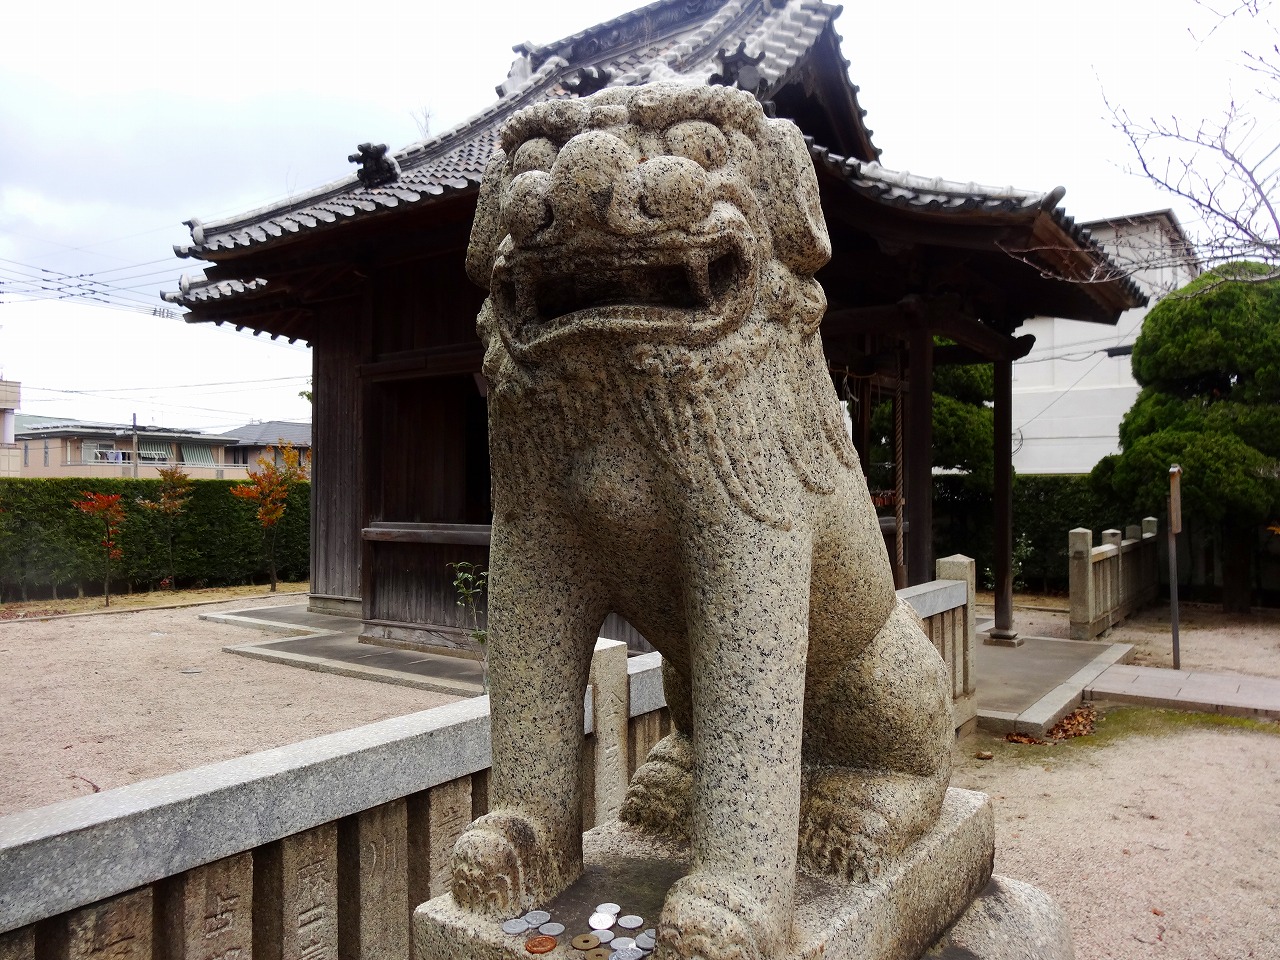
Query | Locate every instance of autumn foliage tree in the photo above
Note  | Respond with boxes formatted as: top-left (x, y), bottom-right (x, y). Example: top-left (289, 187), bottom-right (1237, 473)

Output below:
top-left (232, 442), bottom-right (311, 591)
top-left (74, 491), bottom-right (125, 607)
top-left (136, 466), bottom-right (193, 590)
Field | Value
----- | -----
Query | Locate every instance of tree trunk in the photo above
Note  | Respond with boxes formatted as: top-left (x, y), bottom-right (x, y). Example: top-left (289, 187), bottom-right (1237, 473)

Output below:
top-left (1221, 524), bottom-right (1253, 614)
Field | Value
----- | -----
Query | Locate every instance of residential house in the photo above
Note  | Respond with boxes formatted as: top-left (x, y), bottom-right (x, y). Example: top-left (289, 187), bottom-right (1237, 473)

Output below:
top-left (13, 415), bottom-right (249, 480)
top-left (215, 420), bottom-right (312, 466)
top-left (1012, 210), bottom-right (1200, 475)
top-left (0, 381), bottom-right (18, 478)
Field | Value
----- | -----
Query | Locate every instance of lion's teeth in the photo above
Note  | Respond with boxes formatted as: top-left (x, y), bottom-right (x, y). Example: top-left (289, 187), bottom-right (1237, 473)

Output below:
top-left (686, 252), bottom-right (712, 304)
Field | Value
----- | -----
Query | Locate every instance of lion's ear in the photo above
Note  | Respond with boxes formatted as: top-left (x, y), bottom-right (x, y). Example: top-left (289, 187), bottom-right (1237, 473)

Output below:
top-left (757, 120), bottom-right (831, 276)
top-left (466, 150), bottom-right (509, 289)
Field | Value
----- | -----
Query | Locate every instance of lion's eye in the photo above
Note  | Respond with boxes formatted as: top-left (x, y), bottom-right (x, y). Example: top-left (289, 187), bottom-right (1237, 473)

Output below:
top-left (512, 138), bottom-right (558, 175)
top-left (664, 121), bottom-right (728, 170)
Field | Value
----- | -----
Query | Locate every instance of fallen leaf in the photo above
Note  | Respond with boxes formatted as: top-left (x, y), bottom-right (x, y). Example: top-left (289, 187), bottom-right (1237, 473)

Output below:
top-left (1152, 908), bottom-right (1165, 916)
top-left (975, 751), bottom-right (994, 760)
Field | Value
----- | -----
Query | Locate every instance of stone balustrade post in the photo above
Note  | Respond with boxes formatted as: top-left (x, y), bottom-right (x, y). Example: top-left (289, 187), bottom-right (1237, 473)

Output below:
top-left (935, 555), bottom-right (975, 698)
top-left (1068, 528), bottom-right (1093, 641)
top-left (1125, 524), bottom-right (1140, 542)
top-left (588, 638), bottom-right (630, 829)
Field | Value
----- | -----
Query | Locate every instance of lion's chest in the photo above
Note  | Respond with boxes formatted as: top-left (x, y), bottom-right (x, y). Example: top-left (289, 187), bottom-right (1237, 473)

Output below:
top-left (562, 441), bottom-right (676, 541)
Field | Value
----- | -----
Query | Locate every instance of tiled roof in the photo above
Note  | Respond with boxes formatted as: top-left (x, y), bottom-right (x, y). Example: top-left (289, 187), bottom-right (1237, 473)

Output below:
top-left (811, 144), bottom-right (1149, 310)
top-left (217, 420), bottom-right (312, 447)
top-left (165, 0), bottom-right (850, 276)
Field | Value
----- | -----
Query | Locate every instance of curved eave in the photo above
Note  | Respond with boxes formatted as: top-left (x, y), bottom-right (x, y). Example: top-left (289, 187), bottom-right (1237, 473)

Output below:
top-left (811, 144), bottom-right (1147, 323)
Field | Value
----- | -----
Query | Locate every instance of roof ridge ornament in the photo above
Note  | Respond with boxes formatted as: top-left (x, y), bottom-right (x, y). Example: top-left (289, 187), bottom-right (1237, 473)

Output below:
top-left (565, 66), bottom-right (615, 97)
top-left (710, 41), bottom-right (767, 97)
top-left (348, 143), bottom-right (401, 188)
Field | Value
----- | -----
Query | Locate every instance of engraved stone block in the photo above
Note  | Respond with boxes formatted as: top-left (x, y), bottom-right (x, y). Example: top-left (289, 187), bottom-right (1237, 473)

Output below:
top-left (45, 888), bottom-right (152, 960)
top-left (158, 853), bottom-right (252, 960)
top-left (253, 825), bottom-right (337, 960)
top-left (337, 801), bottom-right (408, 960)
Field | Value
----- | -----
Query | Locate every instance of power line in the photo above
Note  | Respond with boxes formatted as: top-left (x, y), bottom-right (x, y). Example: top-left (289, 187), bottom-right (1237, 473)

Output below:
top-left (19, 375), bottom-right (310, 395)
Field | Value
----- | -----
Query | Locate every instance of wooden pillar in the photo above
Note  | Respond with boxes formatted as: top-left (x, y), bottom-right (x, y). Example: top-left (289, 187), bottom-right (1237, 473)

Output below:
top-left (989, 356), bottom-right (1020, 644)
top-left (855, 368), bottom-right (872, 478)
top-left (906, 328), bottom-right (934, 586)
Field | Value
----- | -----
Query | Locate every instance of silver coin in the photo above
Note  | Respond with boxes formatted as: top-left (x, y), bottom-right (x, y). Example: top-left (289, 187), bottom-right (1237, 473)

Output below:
top-left (595, 929), bottom-right (615, 943)
top-left (642, 930), bottom-right (656, 939)
top-left (538, 922), bottom-right (565, 936)
top-left (635, 933), bottom-right (656, 950)
top-left (610, 937), bottom-right (636, 950)
top-left (589, 912), bottom-right (616, 930)
top-left (595, 902), bottom-right (621, 915)
top-left (523, 910), bottom-right (551, 926)
top-left (501, 918), bottom-right (529, 935)
top-left (610, 949), bottom-right (644, 960)
top-left (617, 915), bottom-right (644, 930)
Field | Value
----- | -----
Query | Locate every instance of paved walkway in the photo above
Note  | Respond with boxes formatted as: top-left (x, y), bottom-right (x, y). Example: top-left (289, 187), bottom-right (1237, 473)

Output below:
top-left (205, 604), bottom-right (1280, 734)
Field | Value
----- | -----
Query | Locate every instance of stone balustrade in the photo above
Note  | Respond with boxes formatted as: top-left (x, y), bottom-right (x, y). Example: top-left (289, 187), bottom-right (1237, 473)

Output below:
top-left (1069, 519), bottom-right (1159, 640)
top-left (0, 568), bottom-right (975, 959)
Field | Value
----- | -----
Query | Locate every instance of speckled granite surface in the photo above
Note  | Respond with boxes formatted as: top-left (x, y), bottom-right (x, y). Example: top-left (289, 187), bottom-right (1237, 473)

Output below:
top-left (453, 82), bottom-right (955, 959)
top-left (417, 788), bottom-right (995, 960)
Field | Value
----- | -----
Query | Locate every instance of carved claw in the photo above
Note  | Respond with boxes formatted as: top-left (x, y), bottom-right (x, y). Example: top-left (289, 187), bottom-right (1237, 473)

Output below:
top-left (652, 874), bottom-right (776, 960)
top-left (450, 811), bottom-right (545, 916)
top-left (797, 771), bottom-right (945, 883)
top-left (619, 732), bottom-right (694, 842)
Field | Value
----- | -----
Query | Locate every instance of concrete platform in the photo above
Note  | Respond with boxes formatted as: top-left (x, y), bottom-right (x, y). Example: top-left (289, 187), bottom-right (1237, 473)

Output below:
top-left (974, 634), bottom-right (1133, 737)
top-left (205, 605), bottom-right (485, 698)
top-left (1086, 664), bottom-right (1280, 720)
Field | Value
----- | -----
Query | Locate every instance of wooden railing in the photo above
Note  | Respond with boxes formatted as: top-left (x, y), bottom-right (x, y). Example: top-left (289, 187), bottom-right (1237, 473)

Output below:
top-left (0, 568), bottom-right (975, 958)
top-left (1069, 519), bottom-right (1159, 640)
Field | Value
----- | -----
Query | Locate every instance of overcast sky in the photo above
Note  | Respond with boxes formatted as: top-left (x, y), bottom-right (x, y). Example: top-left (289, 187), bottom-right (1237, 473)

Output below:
top-left (0, 0), bottom-right (1268, 430)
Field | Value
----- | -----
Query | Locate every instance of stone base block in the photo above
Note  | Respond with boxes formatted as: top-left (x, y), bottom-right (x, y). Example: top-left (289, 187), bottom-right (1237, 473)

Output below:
top-left (414, 788), bottom-right (994, 960)
top-left (923, 875), bottom-right (1074, 960)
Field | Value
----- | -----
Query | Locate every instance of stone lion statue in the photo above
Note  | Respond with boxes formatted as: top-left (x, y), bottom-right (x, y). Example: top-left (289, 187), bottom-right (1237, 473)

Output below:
top-left (455, 82), bottom-right (953, 960)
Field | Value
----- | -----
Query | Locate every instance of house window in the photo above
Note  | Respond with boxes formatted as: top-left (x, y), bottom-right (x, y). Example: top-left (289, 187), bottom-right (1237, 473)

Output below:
top-left (86, 442), bottom-right (130, 463)
top-left (22, 443), bottom-right (28, 467)
top-left (43, 440), bottom-right (48, 467)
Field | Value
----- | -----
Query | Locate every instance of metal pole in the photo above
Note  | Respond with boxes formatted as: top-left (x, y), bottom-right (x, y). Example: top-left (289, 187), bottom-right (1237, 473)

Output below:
top-left (132, 413), bottom-right (139, 479)
top-left (1168, 495), bottom-right (1180, 670)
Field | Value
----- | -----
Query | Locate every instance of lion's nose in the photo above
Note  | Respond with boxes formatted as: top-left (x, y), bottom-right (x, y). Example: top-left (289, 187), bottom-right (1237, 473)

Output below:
top-left (636, 155), bottom-right (710, 225)
top-left (545, 130), bottom-right (637, 232)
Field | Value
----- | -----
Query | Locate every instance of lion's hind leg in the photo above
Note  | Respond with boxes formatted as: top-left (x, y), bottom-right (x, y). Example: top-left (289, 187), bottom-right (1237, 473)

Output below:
top-left (620, 659), bottom-right (694, 842)
top-left (799, 596), bottom-right (953, 882)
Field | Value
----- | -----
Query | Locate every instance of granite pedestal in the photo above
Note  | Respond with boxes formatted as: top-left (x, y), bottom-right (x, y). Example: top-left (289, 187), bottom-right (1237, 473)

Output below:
top-left (414, 788), bottom-right (1059, 960)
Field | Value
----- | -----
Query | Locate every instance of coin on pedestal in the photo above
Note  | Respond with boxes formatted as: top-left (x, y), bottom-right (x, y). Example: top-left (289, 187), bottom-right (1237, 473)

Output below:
top-left (524, 935), bottom-right (557, 955)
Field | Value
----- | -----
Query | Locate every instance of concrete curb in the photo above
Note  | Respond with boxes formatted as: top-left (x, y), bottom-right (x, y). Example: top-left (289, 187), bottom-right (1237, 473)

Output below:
top-left (978, 641), bottom-right (1134, 737)
top-left (0, 590), bottom-right (309, 624)
top-left (208, 610), bottom-right (484, 698)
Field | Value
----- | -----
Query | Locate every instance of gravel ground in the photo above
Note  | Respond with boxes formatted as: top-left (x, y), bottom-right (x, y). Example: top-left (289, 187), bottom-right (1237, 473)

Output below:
top-left (2, 596), bottom-right (1279, 958)
top-left (0, 596), bottom-right (460, 815)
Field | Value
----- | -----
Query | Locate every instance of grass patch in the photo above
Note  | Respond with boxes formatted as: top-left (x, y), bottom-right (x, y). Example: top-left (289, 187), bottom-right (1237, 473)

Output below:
top-left (962, 704), bottom-right (1279, 770)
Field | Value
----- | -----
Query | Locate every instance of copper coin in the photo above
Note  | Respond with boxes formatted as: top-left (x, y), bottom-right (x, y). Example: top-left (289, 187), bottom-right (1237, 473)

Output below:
top-left (586, 950), bottom-right (612, 960)
top-left (572, 934), bottom-right (601, 950)
top-left (525, 934), bottom-right (558, 954)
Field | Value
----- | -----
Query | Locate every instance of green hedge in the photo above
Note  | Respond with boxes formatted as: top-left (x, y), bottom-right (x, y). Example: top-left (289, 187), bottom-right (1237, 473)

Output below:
top-left (0, 478), bottom-right (309, 600)
top-left (932, 474), bottom-right (1130, 592)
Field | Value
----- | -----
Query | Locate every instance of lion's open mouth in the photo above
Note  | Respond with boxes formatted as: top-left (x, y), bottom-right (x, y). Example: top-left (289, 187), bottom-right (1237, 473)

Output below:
top-left (495, 236), bottom-right (749, 339)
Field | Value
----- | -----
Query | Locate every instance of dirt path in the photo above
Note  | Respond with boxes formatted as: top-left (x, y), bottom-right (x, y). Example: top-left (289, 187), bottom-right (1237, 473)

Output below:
top-left (0, 596), bottom-right (460, 815)
top-left (956, 713), bottom-right (1280, 960)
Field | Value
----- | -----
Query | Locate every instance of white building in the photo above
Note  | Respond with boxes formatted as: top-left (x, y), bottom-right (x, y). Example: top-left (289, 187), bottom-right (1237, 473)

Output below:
top-left (1011, 210), bottom-right (1200, 475)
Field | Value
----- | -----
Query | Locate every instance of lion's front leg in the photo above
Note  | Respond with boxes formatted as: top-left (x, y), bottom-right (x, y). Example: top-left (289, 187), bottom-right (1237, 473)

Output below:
top-left (450, 516), bottom-right (607, 917)
top-left (654, 516), bottom-right (810, 960)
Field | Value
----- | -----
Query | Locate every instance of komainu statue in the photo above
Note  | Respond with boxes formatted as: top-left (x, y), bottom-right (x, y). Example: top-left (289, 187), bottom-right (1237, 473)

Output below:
top-left (456, 81), bottom-right (954, 960)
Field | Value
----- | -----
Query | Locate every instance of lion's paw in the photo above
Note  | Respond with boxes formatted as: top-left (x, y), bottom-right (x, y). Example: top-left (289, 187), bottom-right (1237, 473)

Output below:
top-left (798, 770), bottom-right (945, 882)
top-left (450, 811), bottom-right (547, 916)
top-left (652, 874), bottom-right (777, 960)
top-left (619, 732), bottom-right (693, 843)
